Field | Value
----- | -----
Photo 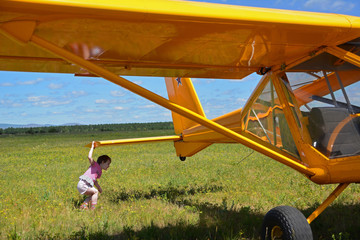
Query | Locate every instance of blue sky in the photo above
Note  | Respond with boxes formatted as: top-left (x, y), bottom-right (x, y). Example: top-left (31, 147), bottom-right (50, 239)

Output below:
top-left (1, 0), bottom-right (359, 125)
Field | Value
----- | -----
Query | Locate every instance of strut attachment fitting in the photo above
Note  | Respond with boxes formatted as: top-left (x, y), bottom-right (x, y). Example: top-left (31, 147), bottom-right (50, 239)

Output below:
top-left (0, 21), bottom-right (36, 44)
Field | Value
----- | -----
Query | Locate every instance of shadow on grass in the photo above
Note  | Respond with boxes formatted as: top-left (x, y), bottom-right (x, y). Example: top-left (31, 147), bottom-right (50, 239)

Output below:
top-left (71, 185), bottom-right (360, 239)
top-left (303, 203), bottom-right (360, 240)
top-left (119, 201), bottom-right (263, 240)
top-left (107, 184), bottom-right (224, 203)
top-left (70, 184), bottom-right (264, 239)
top-left (71, 196), bottom-right (89, 209)
top-left (70, 200), bottom-right (264, 240)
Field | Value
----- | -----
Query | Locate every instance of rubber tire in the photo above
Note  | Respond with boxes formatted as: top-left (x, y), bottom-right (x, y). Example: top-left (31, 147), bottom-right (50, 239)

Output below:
top-left (261, 206), bottom-right (313, 240)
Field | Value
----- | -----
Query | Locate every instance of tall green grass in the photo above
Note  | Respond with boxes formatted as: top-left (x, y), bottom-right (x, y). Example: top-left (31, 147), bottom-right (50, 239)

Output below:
top-left (1, 131), bottom-right (360, 239)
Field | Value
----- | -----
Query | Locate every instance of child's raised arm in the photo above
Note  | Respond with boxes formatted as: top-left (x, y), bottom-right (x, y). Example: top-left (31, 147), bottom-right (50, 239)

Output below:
top-left (88, 141), bottom-right (96, 165)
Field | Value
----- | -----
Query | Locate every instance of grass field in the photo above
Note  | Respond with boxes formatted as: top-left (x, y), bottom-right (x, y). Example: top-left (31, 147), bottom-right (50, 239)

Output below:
top-left (1, 130), bottom-right (360, 239)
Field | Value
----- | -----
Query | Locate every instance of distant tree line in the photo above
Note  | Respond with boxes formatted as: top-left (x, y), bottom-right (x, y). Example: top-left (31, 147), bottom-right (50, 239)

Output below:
top-left (0, 122), bottom-right (174, 135)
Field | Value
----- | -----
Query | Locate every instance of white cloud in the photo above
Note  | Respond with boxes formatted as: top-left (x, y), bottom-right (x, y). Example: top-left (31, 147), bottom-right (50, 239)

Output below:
top-left (210, 104), bottom-right (226, 109)
top-left (33, 100), bottom-right (72, 107)
top-left (48, 83), bottom-right (63, 89)
top-left (114, 106), bottom-right (124, 110)
top-left (304, 0), bottom-right (355, 12)
top-left (0, 99), bottom-right (22, 107)
top-left (12, 103), bottom-right (22, 107)
top-left (18, 78), bottom-right (43, 85)
top-left (133, 80), bottom-right (143, 85)
top-left (162, 112), bottom-right (171, 117)
top-left (236, 98), bottom-right (248, 107)
top-left (331, 0), bottom-right (355, 11)
top-left (27, 96), bottom-right (44, 102)
top-left (95, 98), bottom-right (132, 105)
top-left (27, 95), bottom-right (72, 107)
top-left (95, 99), bottom-right (110, 104)
top-left (111, 90), bottom-right (126, 97)
top-left (0, 82), bottom-right (14, 87)
top-left (70, 90), bottom-right (86, 97)
top-left (140, 104), bottom-right (156, 109)
top-left (236, 98), bottom-right (247, 103)
top-left (84, 109), bottom-right (98, 113)
top-left (192, 78), bottom-right (216, 85)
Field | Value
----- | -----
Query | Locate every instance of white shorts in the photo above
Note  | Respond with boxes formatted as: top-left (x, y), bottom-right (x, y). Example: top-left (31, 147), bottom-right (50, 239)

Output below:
top-left (77, 179), bottom-right (94, 195)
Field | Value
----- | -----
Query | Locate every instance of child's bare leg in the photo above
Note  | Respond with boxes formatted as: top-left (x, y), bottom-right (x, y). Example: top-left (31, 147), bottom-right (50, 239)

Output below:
top-left (84, 187), bottom-right (98, 209)
top-left (80, 196), bottom-right (90, 209)
top-left (84, 197), bottom-right (91, 204)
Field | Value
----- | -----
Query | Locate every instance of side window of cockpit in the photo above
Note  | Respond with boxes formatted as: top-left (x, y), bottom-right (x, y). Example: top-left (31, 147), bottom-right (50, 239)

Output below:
top-left (243, 75), bottom-right (299, 158)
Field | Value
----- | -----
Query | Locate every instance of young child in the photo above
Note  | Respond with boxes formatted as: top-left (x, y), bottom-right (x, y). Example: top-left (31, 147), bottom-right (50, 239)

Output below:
top-left (77, 141), bottom-right (111, 210)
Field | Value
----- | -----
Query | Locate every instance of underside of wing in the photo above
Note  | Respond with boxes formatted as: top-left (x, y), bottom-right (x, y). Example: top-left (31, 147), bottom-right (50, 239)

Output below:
top-left (1, 0), bottom-right (360, 79)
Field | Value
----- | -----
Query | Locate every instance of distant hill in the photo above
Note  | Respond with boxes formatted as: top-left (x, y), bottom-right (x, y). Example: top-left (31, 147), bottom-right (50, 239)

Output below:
top-left (0, 122), bottom-right (174, 135)
top-left (0, 123), bottom-right (82, 129)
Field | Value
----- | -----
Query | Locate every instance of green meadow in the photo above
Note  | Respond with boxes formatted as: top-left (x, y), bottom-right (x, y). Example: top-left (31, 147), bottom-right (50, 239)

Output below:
top-left (1, 130), bottom-right (360, 239)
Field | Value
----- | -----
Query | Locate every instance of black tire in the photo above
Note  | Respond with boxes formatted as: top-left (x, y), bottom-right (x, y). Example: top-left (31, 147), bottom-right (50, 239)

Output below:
top-left (261, 206), bottom-right (313, 240)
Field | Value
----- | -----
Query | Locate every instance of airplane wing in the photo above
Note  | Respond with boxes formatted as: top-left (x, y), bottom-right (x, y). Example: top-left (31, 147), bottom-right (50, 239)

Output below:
top-left (2, 0), bottom-right (360, 79)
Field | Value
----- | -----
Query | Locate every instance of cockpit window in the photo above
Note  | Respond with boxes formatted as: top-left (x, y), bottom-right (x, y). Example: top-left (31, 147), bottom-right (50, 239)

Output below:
top-left (286, 70), bottom-right (360, 158)
top-left (244, 75), bottom-right (299, 158)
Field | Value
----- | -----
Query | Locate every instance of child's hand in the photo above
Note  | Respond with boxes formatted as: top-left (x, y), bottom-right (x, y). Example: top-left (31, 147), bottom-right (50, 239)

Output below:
top-left (91, 141), bottom-right (96, 149)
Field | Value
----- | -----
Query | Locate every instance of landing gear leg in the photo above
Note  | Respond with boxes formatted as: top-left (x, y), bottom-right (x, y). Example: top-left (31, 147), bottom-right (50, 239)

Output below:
top-left (261, 183), bottom-right (350, 239)
top-left (307, 183), bottom-right (349, 224)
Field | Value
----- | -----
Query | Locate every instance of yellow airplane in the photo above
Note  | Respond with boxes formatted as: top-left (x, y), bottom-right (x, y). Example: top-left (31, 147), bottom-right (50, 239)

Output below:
top-left (1, 0), bottom-right (360, 239)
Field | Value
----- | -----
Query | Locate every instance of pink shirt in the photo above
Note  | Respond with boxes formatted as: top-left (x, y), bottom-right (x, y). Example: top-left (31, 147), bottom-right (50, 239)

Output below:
top-left (83, 162), bottom-right (102, 181)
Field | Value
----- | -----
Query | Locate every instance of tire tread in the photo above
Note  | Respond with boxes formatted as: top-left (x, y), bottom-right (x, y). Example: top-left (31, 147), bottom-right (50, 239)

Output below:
top-left (261, 205), bottom-right (313, 240)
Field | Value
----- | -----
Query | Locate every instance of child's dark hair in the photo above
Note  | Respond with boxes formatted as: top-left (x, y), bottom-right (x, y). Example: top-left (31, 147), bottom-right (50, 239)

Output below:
top-left (97, 155), bottom-right (111, 164)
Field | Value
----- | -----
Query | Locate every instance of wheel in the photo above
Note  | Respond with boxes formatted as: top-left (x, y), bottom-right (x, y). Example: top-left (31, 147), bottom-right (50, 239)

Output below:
top-left (261, 206), bottom-right (313, 240)
top-left (179, 156), bottom-right (186, 161)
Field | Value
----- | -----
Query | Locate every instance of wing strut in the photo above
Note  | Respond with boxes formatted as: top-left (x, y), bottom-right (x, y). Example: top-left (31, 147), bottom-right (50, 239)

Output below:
top-left (84, 135), bottom-right (181, 148)
top-left (3, 25), bottom-right (319, 177)
top-left (326, 46), bottom-right (360, 69)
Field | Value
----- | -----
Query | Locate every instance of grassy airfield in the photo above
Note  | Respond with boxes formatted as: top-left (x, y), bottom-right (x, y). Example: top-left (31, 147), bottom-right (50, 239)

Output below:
top-left (1, 130), bottom-right (360, 239)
